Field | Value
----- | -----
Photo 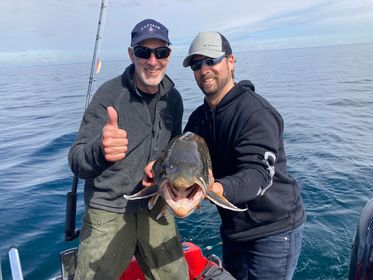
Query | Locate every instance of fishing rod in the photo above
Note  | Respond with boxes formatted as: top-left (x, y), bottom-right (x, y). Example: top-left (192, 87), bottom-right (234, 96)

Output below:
top-left (85, 0), bottom-right (108, 108)
top-left (65, 0), bottom-right (108, 242)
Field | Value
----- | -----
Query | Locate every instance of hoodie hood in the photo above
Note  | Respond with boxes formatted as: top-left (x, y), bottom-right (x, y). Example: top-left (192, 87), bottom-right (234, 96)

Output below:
top-left (203, 80), bottom-right (256, 112)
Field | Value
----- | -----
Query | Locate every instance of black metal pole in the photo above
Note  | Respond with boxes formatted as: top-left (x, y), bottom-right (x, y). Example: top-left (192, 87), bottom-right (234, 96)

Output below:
top-left (64, 175), bottom-right (79, 241)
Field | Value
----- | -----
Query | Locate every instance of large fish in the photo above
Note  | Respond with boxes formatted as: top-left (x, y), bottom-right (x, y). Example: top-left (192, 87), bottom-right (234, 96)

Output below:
top-left (123, 132), bottom-right (247, 218)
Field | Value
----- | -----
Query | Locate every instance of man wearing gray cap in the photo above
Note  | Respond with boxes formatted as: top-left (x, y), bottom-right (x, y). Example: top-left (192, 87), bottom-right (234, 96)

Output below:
top-left (183, 31), bottom-right (306, 280)
top-left (69, 19), bottom-right (188, 279)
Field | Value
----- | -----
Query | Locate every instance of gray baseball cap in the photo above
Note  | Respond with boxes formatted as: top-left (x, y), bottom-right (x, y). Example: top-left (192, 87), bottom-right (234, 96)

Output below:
top-left (183, 31), bottom-right (232, 67)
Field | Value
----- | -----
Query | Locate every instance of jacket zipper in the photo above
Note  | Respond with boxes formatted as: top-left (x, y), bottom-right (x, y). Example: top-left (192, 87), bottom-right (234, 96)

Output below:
top-left (149, 94), bottom-right (161, 161)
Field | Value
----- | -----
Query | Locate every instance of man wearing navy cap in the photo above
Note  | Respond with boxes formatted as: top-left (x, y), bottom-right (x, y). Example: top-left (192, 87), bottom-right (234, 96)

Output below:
top-left (69, 19), bottom-right (188, 279)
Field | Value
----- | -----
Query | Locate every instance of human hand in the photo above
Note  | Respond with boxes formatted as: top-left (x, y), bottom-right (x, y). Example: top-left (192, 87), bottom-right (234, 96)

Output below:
top-left (208, 169), bottom-right (224, 196)
top-left (142, 160), bottom-right (156, 187)
top-left (101, 106), bottom-right (128, 162)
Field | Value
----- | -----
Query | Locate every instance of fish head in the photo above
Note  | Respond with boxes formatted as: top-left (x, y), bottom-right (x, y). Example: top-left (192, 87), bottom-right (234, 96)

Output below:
top-left (159, 157), bottom-right (209, 218)
top-left (152, 132), bottom-right (212, 218)
top-left (160, 174), bottom-right (207, 218)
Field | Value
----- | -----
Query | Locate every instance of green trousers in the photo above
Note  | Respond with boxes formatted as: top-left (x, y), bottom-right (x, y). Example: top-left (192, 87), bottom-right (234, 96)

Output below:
top-left (74, 203), bottom-right (188, 280)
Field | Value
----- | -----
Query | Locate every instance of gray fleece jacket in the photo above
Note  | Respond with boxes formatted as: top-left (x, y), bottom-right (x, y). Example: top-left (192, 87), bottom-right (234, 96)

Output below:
top-left (68, 64), bottom-right (183, 213)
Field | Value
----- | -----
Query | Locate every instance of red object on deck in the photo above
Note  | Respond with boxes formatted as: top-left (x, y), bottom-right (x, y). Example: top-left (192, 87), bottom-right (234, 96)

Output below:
top-left (120, 256), bottom-right (145, 280)
top-left (120, 242), bottom-right (212, 280)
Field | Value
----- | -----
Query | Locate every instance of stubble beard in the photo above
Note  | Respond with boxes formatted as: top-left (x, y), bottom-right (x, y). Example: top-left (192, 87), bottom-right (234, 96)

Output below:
top-left (143, 68), bottom-right (165, 86)
top-left (136, 67), bottom-right (166, 92)
top-left (198, 75), bottom-right (230, 97)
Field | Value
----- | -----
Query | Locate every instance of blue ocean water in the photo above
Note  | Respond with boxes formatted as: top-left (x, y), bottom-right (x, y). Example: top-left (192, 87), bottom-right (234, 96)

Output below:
top-left (0, 43), bottom-right (372, 280)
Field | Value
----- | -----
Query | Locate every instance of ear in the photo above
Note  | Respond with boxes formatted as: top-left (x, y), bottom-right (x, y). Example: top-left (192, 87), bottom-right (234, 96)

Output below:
top-left (128, 47), bottom-right (136, 63)
top-left (227, 54), bottom-right (235, 74)
top-left (227, 54), bottom-right (235, 66)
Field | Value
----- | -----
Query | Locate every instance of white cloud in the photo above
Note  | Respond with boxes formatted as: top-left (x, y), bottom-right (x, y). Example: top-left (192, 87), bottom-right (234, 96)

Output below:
top-left (1, 0), bottom-right (372, 65)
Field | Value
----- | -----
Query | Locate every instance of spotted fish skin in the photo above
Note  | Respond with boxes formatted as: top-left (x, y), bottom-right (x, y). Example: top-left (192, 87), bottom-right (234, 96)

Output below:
top-left (123, 132), bottom-right (247, 218)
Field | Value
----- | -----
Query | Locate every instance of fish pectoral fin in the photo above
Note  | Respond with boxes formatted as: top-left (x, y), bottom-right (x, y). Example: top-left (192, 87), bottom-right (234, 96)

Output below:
top-left (156, 204), bottom-right (168, 220)
top-left (206, 191), bottom-right (247, 212)
top-left (123, 185), bottom-right (159, 200)
top-left (148, 194), bottom-right (160, 210)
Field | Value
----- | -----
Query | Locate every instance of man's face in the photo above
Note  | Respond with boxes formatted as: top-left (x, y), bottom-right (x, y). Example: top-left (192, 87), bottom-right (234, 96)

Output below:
top-left (129, 38), bottom-right (171, 93)
top-left (191, 54), bottom-right (234, 98)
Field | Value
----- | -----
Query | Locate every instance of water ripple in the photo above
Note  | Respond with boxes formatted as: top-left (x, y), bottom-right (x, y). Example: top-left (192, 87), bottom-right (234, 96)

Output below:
top-left (1, 43), bottom-right (373, 280)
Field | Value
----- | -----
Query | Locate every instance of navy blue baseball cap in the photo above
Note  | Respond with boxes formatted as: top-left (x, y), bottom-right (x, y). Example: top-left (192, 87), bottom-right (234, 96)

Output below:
top-left (131, 19), bottom-right (171, 46)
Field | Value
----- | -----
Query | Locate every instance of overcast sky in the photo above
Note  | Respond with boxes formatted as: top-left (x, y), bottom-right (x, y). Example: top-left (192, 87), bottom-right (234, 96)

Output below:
top-left (1, 0), bottom-right (373, 65)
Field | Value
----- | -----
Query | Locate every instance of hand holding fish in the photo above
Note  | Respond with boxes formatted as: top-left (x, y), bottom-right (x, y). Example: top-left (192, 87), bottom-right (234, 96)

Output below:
top-left (101, 106), bottom-right (128, 162)
top-left (208, 169), bottom-right (224, 196)
top-left (143, 160), bottom-right (156, 187)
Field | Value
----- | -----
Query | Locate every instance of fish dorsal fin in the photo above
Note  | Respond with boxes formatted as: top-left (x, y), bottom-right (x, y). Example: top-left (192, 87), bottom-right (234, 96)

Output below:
top-left (206, 191), bottom-right (247, 212)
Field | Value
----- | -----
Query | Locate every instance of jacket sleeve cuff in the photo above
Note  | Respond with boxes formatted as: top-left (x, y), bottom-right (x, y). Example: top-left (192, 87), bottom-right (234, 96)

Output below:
top-left (90, 133), bottom-right (112, 170)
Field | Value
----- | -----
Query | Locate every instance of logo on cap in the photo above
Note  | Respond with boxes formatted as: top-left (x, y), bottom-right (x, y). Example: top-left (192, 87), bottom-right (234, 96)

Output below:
top-left (203, 43), bottom-right (220, 49)
top-left (141, 23), bottom-right (161, 32)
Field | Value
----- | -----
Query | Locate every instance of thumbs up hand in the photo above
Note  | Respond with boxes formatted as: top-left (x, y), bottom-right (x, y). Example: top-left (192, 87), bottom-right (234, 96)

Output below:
top-left (101, 106), bottom-right (128, 162)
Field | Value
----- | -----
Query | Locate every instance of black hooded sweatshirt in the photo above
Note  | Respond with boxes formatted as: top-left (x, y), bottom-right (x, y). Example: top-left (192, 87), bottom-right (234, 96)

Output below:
top-left (184, 80), bottom-right (305, 242)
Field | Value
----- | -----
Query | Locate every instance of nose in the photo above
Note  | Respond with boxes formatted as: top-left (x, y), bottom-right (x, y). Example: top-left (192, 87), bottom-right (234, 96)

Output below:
top-left (199, 62), bottom-right (210, 73)
top-left (147, 53), bottom-right (158, 66)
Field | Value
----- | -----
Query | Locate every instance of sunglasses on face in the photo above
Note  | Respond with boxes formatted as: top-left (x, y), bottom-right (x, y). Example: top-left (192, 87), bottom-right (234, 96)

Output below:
top-left (133, 46), bottom-right (171, 59)
top-left (190, 55), bottom-right (226, 71)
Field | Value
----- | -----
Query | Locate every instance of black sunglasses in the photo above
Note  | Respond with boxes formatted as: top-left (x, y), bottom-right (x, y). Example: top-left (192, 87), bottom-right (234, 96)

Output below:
top-left (190, 55), bottom-right (226, 71)
top-left (133, 46), bottom-right (171, 59)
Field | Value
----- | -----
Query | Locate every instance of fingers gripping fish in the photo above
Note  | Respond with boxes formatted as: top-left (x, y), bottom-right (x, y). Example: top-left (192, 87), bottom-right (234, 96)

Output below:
top-left (123, 132), bottom-right (247, 218)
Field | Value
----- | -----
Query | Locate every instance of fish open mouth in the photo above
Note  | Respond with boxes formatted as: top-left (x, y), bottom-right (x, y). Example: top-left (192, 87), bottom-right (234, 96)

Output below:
top-left (162, 181), bottom-right (205, 218)
top-left (167, 183), bottom-right (199, 199)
